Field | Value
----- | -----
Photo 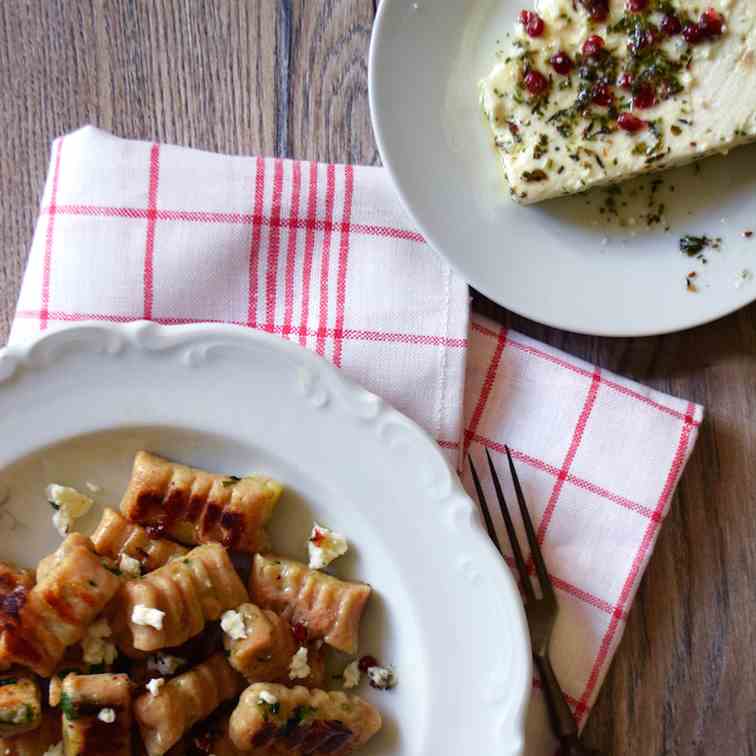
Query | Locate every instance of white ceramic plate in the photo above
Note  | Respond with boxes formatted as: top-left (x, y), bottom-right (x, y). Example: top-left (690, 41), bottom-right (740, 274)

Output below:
top-left (369, 0), bottom-right (756, 336)
top-left (0, 322), bottom-right (531, 755)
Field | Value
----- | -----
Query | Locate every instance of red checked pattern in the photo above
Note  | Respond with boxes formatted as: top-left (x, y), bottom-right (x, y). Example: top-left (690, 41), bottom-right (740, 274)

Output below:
top-left (11, 128), bottom-right (703, 754)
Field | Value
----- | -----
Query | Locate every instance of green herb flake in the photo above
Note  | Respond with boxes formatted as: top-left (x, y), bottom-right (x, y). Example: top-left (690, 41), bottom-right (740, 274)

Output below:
top-left (222, 476), bottom-right (242, 488)
top-left (60, 692), bottom-right (79, 721)
top-left (0, 678), bottom-right (17, 687)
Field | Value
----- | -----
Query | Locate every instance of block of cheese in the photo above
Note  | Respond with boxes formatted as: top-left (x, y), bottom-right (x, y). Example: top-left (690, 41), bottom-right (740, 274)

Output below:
top-left (480, 0), bottom-right (756, 203)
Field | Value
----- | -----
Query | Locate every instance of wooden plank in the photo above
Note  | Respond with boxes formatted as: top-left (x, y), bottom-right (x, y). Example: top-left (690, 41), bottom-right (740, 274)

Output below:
top-left (287, 0), bottom-right (379, 164)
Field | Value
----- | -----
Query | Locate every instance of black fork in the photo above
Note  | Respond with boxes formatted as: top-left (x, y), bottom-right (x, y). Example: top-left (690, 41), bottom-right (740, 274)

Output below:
top-left (469, 446), bottom-right (600, 756)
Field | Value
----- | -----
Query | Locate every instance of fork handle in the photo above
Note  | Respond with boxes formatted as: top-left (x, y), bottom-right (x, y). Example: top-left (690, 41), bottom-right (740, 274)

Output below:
top-left (556, 734), bottom-right (601, 756)
top-left (535, 655), bottom-right (602, 755)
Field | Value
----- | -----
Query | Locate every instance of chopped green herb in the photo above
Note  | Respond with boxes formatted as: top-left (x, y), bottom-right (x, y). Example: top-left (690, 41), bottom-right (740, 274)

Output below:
top-left (60, 692), bottom-right (79, 721)
top-left (0, 678), bottom-right (17, 686)
top-left (679, 235), bottom-right (717, 256)
top-left (222, 476), bottom-right (242, 488)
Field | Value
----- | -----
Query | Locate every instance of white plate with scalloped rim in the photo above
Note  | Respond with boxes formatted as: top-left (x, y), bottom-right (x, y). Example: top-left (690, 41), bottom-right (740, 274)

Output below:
top-left (369, 0), bottom-right (756, 337)
top-left (0, 322), bottom-right (530, 755)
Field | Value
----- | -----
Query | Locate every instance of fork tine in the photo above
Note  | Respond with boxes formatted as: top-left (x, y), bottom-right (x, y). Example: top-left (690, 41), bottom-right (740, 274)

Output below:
top-left (504, 445), bottom-right (555, 601)
top-left (484, 448), bottom-right (536, 604)
top-left (467, 455), bottom-right (503, 557)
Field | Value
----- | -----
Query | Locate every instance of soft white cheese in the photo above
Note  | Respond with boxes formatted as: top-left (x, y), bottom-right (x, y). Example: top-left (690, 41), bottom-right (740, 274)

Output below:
top-left (342, 660), bottom-right (361, 689)
top-left (97, 708), bottom-right (116, 724)
top-left (146, 677), bottom-right (165, 697)
top-left (42, 743), bottom-right (64, 756)
top-left (221, 609), bottom-right (248, 640)
top-left (131, 605), bottom-right (165, 630)
top-left (147, 653), bottom-right (186, 676)
top-left (480, 0), bottom-right (756, 203)
top-left (367, 665), bottom-right (398, 690)
top-left (308, 523), bottom-right (349, 570)
top-left (258, 690), bottom-right (278, 706)
top-left (47, 483), bottom-right (94, 536)
top-left (82, 617), bottom-right (118, 666)
top-left (119, 553), bottom-right (141, 579)
top-left (289, 647), bottom-right (311, 680)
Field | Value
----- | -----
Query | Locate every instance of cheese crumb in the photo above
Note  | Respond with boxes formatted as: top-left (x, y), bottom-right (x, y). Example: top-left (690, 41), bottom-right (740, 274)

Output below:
top-left (119, 554), bottom-right (141, 579)
top-left (147, 653), bottom-right (186, 676)
top-left (146, 678), bottom-right (164, 697)
top-left (735, 269), bottom-right (753, 289)
top-left (367, 665), bottom-right (398, 690)
top-left (42, 743), bottom-right (64, 756)
top-left (82, 617), bottom-right (118, 666)
top-left (308, 523), bottom-right (348, 570)
top-left (47, 484), bottom-right (94, 536)
top-left (131, 605), bottom-right (165, 630)
top-left (97, 708), bottom-right (116, 723)
top-left (85, 481), bottom-right (102, 493)
top-left (258, 690), bottom-right (278, 706)
top-left (220, 609), bottom-right (247, 641)
top-left (342, 660), bottom-right (361, 689)
top-left (289, 647), bottom-right (311, 680)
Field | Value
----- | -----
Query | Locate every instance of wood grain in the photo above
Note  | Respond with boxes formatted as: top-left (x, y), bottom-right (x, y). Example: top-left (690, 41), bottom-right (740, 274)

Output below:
top-left (0, 2), bottom-right (754, 753)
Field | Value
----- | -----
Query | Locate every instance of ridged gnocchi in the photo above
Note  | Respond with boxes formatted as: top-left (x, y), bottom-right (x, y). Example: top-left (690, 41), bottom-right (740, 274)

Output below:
top-left (91, 508), bottom-right (188, 572)
top-left (0, 536), bottom-right (121, 676)
top-left (60, 673), bottom-right (131, 756)
top-left (133, 653), bottom-right (243, 756)
top-left (229, 684), bottom-right (381, 754)
top-left (116, 543), bottom-right (248, 652)
top-left (249, 555), bottom-right (371, 654)
top-left (120, 452), bottom-right (282, 553)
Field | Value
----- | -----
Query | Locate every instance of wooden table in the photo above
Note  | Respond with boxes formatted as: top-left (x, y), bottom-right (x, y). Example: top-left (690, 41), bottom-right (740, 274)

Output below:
top-left (1, 2), bottom-right (754, 753)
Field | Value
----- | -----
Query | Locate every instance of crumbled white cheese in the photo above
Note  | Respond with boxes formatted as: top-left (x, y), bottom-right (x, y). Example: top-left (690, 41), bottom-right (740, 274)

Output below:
top-left (97, 708), bottom-right (116, 724)
top-left (119, 553), bottom-right (141, 579)
top-left (52, 509), bottom-right (72, 537)
top-left (42, 743), bottom-right (64, 756)
top-left (307, 523), bottom-right (348, 570)
top-left (147, 652), bottom-right (186, 676)
top-left (257, 690), bottom-right (278, 706)
top-left (220, 609), bottom-right (247, 641)
top-left (146, 677), bottom-right (165, 697)
top-left (47, 484), bottom-right (94, 536)
top-left (82, 617), bottom-right (118, 666)
top-left (367, 665), bottom-right (397, 690)
top-left (289, 646), bottom-right (311, 680)
top-left (342, 660), bottom-right (361, 689)
top-left (131, 605), bottom-right (165, 630)
top-left (735, 269), bottom-right (753, 288)
top-left (85, 481), bottom-right (102, 494)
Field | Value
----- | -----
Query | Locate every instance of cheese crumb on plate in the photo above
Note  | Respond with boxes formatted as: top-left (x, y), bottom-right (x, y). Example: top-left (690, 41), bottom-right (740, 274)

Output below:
top-left (308, 522), bottom-right (348, 570)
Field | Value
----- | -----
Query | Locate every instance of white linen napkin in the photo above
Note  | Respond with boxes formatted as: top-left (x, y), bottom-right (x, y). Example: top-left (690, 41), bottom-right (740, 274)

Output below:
top-left (10, 127), bottom-right (704, 754)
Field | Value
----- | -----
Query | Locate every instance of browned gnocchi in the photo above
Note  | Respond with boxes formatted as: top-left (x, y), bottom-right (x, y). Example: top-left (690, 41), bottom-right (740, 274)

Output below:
top-left (0, 535), bottom-right (121, 676)
top-left (229, 683), bottom-right (382, 754)
top-left (116, 543), bottom-right (248, 652)
top-left (120, 452), bottom-right (282, 553)
top-left (133, 653), bottom-right (243, 756)
top-left (60, 672), bottom-right (131, 756)
top-left (91, 508), bottom-right (188, 573)
top-left (249, 555), bottom-right (371, 654)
